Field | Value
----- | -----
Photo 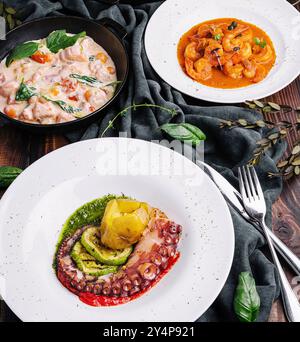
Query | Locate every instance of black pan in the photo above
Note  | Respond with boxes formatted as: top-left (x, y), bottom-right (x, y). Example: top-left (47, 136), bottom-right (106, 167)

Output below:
top-left (0, 16), bottom-right (129, 133)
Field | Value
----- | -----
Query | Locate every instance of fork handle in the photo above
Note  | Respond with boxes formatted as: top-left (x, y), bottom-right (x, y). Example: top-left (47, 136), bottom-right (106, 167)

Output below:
top-left (261, 226), bottom-right (300, 276)
top-left (261, 220), bottom-right (300, 322)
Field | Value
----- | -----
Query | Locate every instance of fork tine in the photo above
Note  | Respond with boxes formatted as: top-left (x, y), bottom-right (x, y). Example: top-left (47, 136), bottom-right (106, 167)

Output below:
top-left (241, 166), bottom-right (252, 201)
top-left (238, 167), bottom-right (247, 201)
top-left (250, 166), bottom-right (264, 201)
top-left (246, 165), bottom-right (258, 200)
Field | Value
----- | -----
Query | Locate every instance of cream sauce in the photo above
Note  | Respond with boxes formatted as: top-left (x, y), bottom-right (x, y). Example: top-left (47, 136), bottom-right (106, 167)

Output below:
top-left (0, 34), bottom-right (117, 124)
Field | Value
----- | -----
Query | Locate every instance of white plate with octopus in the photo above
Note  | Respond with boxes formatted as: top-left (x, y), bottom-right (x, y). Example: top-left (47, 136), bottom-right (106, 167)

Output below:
top-left (0, 138), bottom-right (234, 322)
top-left (145, 0), bottom-right (300, 103)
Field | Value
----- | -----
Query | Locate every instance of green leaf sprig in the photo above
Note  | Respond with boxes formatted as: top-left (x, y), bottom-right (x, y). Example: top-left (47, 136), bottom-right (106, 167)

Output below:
top-left (253, 37), bottom-right (267, 48)
top-left (42, 96), bottom-right (81, 115)
top-left (15, 79), bottom-right (37, 101)
top-left (269, 140), bottom-right (300, 179)
top-left (234, 272), bottom-right (260, 322)
top-left (100, 103), bottom-right (178, 138)
top-left (70, 74), bottom-right (121, 89)
top-left (160, 123), bottom-right (206, 145)
top-left (0, 166), bottom-right (22, 188)
top-left (220, 100), bottom-right (300, 180)
top-left (46, 30), bottom-right (86, 53)
top-left (6, 41), bottom-right (39, 67)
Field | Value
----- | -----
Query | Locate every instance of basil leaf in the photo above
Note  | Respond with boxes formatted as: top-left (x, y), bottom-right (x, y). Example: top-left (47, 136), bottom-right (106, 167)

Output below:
top-left (46, 30), bottom-right (86, 53)
top-left (0, 166), bottom-right (23, 188)
top-left (160, 123), bottom-right (206, 145)
top-left (234, 272), bottom-right (260, 322)
top-left (70, 73), bottom-right (100, 87)
top-left (43, 96), bottom-right (81, 114)
top-left (70, 74), bottom-right (121, 89)
top-left (15, 80), bottom-right (37, 101)
top-left (6, 41), bottom-right (39, 67)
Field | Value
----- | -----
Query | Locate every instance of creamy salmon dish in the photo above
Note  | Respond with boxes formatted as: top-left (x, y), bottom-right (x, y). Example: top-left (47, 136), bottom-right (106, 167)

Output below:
top-left (0, 30), bottom-right (117, 124)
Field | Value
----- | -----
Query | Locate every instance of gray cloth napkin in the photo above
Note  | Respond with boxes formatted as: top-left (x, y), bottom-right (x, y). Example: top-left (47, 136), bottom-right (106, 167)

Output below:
top-left (1, 0), bottom-right (287, 322)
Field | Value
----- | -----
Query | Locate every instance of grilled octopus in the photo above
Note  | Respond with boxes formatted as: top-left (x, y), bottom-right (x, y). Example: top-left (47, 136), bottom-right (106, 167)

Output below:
top-left (56, 209), bottom-right (182, 304)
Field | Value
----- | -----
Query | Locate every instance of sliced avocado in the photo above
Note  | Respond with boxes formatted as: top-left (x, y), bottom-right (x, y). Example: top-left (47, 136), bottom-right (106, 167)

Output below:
top-left (81, 227), bottom-right (133, 266)
top-left (71, 241), bottom-right (118, 277)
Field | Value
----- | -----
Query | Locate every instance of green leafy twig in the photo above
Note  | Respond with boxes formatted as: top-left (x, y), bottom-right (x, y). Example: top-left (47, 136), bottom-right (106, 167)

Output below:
top-left (269, 140), bottom-right (300, 179)
top-left (244, 100), bottom-right (300, 115)
top-left (100, 103), bottom-right (178, 138)
top-left (249, 129), bottom-right (289, 166)
top-left (220, 101), bottom-right (300, 179)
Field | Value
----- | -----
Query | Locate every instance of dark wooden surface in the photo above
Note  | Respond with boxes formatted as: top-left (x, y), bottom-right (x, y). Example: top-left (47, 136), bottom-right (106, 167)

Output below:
top-left (1, 3), bottom-right (300, 322)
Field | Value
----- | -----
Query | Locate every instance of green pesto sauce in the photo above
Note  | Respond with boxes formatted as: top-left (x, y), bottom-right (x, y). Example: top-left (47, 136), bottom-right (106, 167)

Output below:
top-left (53, 194), bottom-right (129, 269)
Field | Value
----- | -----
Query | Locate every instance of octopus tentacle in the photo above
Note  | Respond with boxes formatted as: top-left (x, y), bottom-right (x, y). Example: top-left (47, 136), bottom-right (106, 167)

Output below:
top-left (56, 210), bottom-right (182, 300)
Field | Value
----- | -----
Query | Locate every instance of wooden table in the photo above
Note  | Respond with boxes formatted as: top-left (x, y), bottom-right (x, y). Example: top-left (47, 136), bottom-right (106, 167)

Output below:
top-left (1, 7), bottom-right (300, 324)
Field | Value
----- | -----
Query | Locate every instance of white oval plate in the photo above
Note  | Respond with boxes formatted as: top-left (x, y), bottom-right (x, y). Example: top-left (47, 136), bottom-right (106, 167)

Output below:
top-left (145, 0), bottom-right (300, 103)
top-left (0, 138), bottom-right (234, 322)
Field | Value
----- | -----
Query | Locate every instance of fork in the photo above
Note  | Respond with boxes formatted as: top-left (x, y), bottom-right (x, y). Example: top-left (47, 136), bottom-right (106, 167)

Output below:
top-left (238, 165), bottom-right (300, 322)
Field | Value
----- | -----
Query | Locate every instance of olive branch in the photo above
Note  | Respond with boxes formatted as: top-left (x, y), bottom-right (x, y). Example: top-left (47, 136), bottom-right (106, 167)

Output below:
top-left (220, 100), bottom-right (300, 179)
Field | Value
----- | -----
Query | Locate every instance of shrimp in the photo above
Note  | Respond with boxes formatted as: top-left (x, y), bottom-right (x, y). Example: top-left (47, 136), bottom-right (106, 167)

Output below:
top-left (238, 28), bottom-right (253, 43)
top-left (197, 23), bottom-right (227, 38)
top-left (203, 41), bottom-right (224, 67)
top-left (197, 25), bottom-right (212, 38)
top-left (223, 60), bottom-right (244, 79)
top-left (185, 58), bottom-right (212, 82)
top-left (252, 64), bottom-right (267, 83)
top-left (251, 45), bottom-right (273, 64)
top-left (242, 59), bottom-right (257, 79)
top-left (222, 26), bottom-right (250, 52)
top-left (239, 42), bottom-right (252, 60)
top-left (231, 42), bottom-right (252, 64)
top-left (242, 60), bottom-right (267, 82)
top-left (184, 42), bottom-right (201, 61)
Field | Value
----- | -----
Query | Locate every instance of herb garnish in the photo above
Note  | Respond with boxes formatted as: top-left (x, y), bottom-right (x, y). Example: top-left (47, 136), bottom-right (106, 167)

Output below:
top-left (213, 34), bottom-right (222, 41)
top-left (161, 123), bottom-right (206, 145)
top-left (15, 79), bottom-right (37, 101)
top-left (0, 166), bottom-right (23, 188)
top-left (43, 96), bottom-right (81, 114)
top-left (234, 272), bottom-right (260, 322)
top-left (6, 41), bottom-right (39, 67)
top-left (46, 30), bottom-right (86, 53)
top-left (70, 74), bottom-right (121, 89)
top-left (69, 74), bottom-right (100, 87)
top-left (253, 37), bottom-right (267, 48)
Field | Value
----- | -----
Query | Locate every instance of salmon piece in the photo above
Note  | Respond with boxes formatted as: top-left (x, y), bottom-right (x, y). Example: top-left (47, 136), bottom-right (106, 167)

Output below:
top-left (59, 45), bottom-right (88, 63)
top-left (88, 89), bottom-right (107, 108)
top-left (32, 100), bottom-right (60, 124)
top-left (0, 81), bottom-right (19, 98)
